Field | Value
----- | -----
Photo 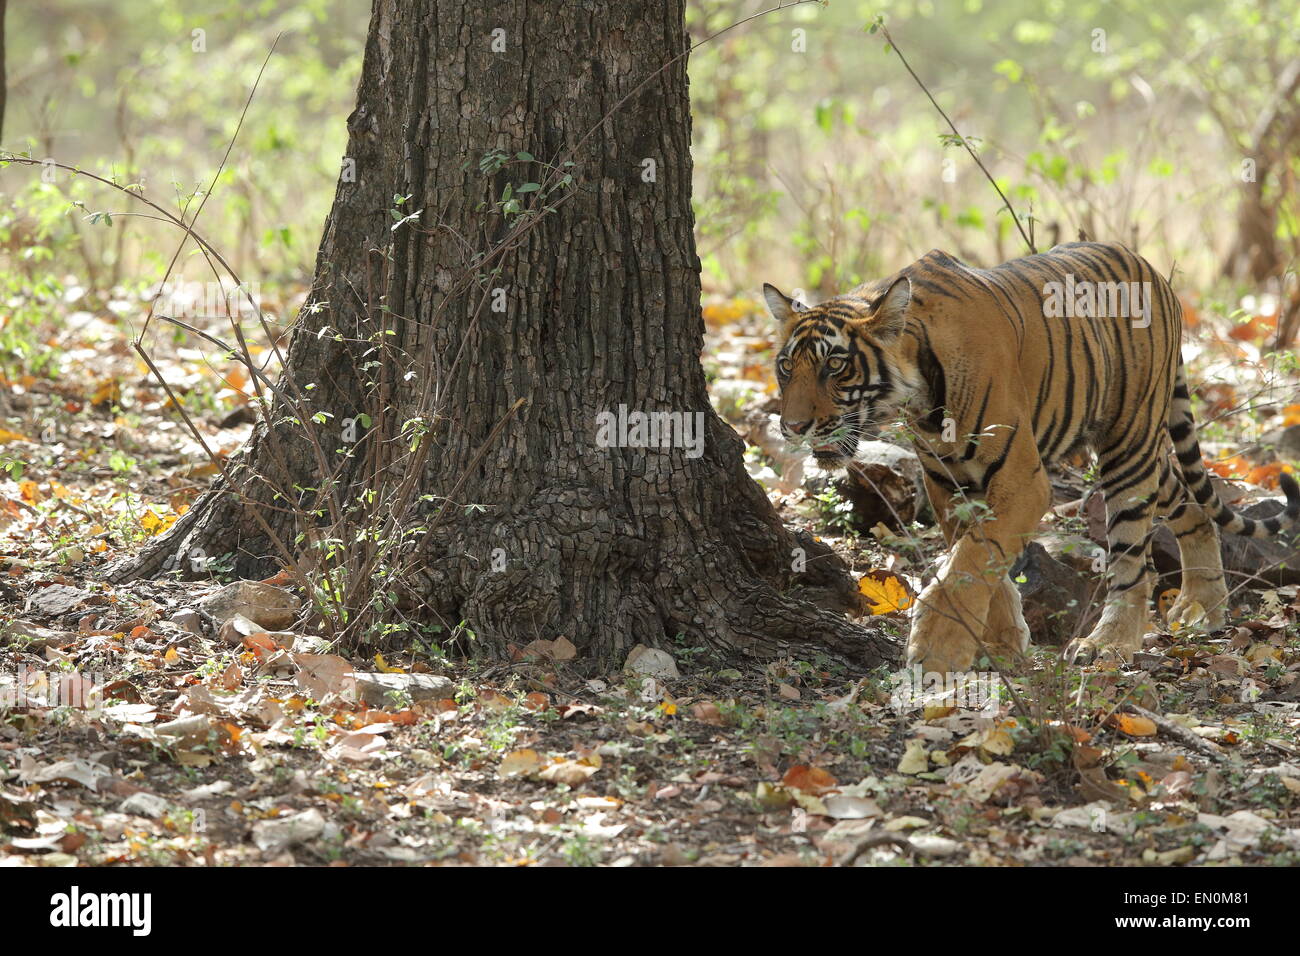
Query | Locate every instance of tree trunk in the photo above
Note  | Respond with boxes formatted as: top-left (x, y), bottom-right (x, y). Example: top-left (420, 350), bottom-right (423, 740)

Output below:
top-left (1220, 60), bottom-right (1300, 284)
top-left (1, 0), bottom-right (7, 142)
top-left (109, 0), bottom-right (889, 672)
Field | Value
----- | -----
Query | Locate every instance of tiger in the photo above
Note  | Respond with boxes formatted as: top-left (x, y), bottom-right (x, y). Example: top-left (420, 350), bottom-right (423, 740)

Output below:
top-left (764, 240), bottom-right (1300, 674)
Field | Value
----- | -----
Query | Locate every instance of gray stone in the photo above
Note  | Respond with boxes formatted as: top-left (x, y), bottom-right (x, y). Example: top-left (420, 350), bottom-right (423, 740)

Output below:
top-left (252, 808), bottom-right (326, 854)
top-left (1221, 498), bottom-right (1300, 587)
top-left (623, 645), bottom-right (680, 679)
top-left (0, 619), bottom-right (76, 650)
top-left (119, 792), bottom-right (172, 819)
top-left (24, 584), bottom-right (100, 618)
top-left (1039, 531), bottom-right (1105, 575)
top-left (354, 672), bottom-right (455, 706)
top-left (218, 613), bottom-right (298, 647)
top-left (908, 834), bottom-right (962, 858)
top-left (155, 714), bottom-right (215, 744)
top-left (198, 580), bottom-right (301, 630)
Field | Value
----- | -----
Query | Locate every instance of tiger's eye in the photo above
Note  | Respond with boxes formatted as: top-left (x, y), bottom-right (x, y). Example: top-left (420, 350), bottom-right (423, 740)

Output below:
top-left (777, 357), bottom-right (793, 377)
top-left (826, 357), bottom-right (847, 374)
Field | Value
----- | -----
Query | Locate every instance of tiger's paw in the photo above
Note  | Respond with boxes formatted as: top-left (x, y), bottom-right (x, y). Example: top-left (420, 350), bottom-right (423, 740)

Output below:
top-left (1166, 579), bottom-right (1229, 631)
top-left (905, 584), bottom-right (980, 676)
top-left (1064, 623), bottom-right (1144, 666)
top-left (983, 578), bottom-right (1031, 660)
top-left (1065, 595), bottom-right (1151, 665)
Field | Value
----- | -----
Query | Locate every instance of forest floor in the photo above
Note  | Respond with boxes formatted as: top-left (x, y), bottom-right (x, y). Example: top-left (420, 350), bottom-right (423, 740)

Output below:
top-left (1, 286), bottom-right (1299, 866)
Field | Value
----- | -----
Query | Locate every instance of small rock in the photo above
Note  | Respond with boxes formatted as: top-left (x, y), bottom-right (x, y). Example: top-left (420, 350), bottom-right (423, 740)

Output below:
top-left (25, 584), bottom-right (100, 618)
top-left (908, 834), bottom-right (962, 858)
top-left (1144, 845), bottom-right (1196, 865)
top-left (1038, 531), bottom-right (1104, 576)
top-left (288, 633), bottom-right (331, 654)
top-left (198, 580), bottom-right (301, 630)
top-left (179, 780), bottom-right (232, 802)
top-left (882, 815), bottom-right (932, 831)
top-left (0, 619), bottom-right (76, 650)
top-left (354, 672), bottom-right (455, 706)
top-left (1052, 802), bottom-right (1134, 833)
top-left (218, 614), bottom-right (299, 648)
top-left (155, 714), bottom-right (215, 744)
top-left (822, 795), bottom-right (882, 820)
top-left (252, 808), bottom-right (326, 854)
top-left (623, 645), bottom-right (680, 679)
top-left (119, 792), bottom-right (171, 819)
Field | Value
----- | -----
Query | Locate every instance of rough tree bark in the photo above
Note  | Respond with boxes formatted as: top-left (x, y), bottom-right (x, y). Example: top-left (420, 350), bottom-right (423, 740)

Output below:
top-left (1220, 60), bottom-right (1300, 286)
top-left (1, 0), bottom-right (7, 142)
top-left (109, 0), bottom-right (890, 671)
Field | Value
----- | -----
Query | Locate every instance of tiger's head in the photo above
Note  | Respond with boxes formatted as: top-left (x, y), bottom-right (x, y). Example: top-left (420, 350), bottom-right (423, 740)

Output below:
top-left (763, 276), bottom-right (918, 469)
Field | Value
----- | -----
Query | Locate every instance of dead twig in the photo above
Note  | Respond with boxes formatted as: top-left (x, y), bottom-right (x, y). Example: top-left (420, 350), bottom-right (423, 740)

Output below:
top-left (837, 830), bottom-right (915, 866)
top-left (1127, 704), bottom-right (1228, 763)
top-left (869, 17), bottom-right (1036, 255)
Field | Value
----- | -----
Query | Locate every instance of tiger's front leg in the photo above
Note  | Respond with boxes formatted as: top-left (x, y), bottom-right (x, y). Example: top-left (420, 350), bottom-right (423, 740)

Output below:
top-left (907, 426), bottom-right (1050, 675)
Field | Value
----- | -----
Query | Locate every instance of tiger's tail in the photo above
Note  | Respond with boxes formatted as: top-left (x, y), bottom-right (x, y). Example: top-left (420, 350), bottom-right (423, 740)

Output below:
top-left (1167, 361), bottom-right (1300, 538)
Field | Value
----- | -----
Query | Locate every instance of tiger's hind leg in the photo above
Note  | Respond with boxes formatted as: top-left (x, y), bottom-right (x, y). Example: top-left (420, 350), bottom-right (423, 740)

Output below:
top-left (1155, 452), bottom-right (1229, 629)
top-left (1066, 451), bottom-right (1161, 664)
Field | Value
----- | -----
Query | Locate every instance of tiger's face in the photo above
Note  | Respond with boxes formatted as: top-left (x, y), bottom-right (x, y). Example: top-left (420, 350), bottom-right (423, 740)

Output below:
top-left (763, 277), bottom-right (915, 469)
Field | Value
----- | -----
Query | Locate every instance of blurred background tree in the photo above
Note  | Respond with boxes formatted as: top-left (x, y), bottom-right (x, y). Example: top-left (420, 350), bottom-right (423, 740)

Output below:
top-left (2, 0), bottom-right (1298, 364)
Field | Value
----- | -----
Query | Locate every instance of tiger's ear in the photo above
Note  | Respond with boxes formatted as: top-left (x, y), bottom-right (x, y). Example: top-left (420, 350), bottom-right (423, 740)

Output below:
top-left (763, 283), bottom-right (800, 325)
top-left (869, 276), bottom-right (911, 341)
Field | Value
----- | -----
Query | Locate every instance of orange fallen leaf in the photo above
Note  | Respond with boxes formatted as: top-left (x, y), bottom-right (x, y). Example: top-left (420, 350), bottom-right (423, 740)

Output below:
top-left (1111, 714), bottom-right (1157, 737)
top-left (0, 427), bottom-right (36, 444)
top-left (241, 633), bottom-right (279, 659)
top-left (1203, 455), bottom-right (1249, 479)
top-left (1227, 313), bottom-right (1275, 341)
top-left (1245, 461), bottom-right (1288, 490)
top-left (781, 765), bottom-right (838, 794)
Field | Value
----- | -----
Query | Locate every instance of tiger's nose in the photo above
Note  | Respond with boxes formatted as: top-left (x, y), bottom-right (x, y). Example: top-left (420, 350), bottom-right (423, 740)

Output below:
top-left (784, 419), bottom-right (812, 436)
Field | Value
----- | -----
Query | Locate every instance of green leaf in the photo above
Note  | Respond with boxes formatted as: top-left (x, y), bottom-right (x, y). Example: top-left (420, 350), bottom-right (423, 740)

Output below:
top-left (993, 59), bottom-right (1023, 83)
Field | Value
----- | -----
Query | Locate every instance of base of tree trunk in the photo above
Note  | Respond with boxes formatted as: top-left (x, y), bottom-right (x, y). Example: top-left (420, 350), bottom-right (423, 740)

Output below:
top-left (106, 425), bottom-right (896, 672)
